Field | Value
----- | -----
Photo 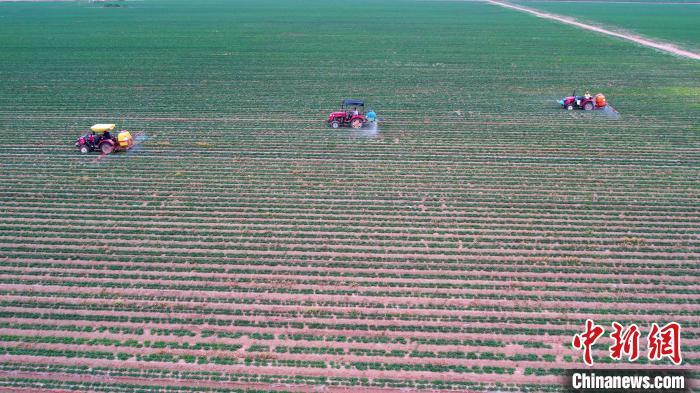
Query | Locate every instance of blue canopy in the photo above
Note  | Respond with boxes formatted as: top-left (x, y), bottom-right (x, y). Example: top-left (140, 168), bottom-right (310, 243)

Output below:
top-left (342, 99), bottom-right (364, 107)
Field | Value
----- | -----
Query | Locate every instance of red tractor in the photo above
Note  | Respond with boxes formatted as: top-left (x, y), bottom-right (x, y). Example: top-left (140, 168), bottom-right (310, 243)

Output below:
top-left (559, 90), bottom-right (607, 111)
top-left (75, 124), bottom-right (133, 154)
top-left (327, 99), bottom-right (370, 129)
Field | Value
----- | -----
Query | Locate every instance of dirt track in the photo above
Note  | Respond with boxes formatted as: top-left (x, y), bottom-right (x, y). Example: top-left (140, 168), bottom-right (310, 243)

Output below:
top-left (487, 0), bottom-right (700, 60)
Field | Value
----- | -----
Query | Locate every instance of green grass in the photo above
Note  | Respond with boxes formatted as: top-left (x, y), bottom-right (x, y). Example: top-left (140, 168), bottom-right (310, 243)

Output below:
top-left (512, 1), bottom-right (700, 52)
top-left (0, 0), bottom-right (698, 391)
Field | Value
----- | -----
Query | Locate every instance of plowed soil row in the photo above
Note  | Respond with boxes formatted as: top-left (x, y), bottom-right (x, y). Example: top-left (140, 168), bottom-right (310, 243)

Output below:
top-left (3, 258), bottom-right (698, 285)
top-left (1, 267), bottom-right (695, 302)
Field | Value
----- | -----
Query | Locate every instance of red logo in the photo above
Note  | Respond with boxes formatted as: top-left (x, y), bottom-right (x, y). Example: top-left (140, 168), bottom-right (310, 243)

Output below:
top-left (573, 321), bottom-right (682, 365)
top-left (572, 319), bottom-right (605, 366)
top-left (609, 322), bottom-right (640, 361)
top-left (648, 322), bottom-right (682, 365)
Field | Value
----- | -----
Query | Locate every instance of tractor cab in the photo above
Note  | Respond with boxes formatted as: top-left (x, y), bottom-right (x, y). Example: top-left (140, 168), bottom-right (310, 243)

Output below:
top-left (342, 99), bottom-right (364, 116)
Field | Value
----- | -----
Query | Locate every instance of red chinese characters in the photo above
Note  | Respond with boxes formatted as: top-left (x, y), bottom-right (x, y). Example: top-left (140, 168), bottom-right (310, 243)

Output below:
top-left (573, 320), bottom-right (682, 366)
top-left (609, 322), bottom-right (640, 361)
top-left (648, 322), bottom-right (682, 365)
top-left (572, 319), bottom-right (605, 366)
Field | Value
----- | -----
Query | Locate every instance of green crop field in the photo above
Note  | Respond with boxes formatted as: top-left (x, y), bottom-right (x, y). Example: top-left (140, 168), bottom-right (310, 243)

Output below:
top-left (512, 1), bottom-right (700, 51)
top-left (0, 0), bottom-right (698, 392)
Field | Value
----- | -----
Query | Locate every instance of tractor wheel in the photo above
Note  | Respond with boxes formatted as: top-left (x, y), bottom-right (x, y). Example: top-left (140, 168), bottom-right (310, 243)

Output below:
top-left (583, 102), bottom-right (594, 111)
top-left (79, 146), bottom-right (89, 154)
top-left (101, 143), bottom-right (114, 154)
top-left (330, 121), bottom-right (340, 129)
top-left (566, 105), bottom-right (574, 111)
top-left (350, 119), bottom-right (363, 129)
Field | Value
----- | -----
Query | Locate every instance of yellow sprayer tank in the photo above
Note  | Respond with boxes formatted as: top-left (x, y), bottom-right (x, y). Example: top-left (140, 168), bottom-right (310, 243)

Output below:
top-left (117, 130), bottom-right (133, 148)
top-left (90, 124), bottom-right (116, 133)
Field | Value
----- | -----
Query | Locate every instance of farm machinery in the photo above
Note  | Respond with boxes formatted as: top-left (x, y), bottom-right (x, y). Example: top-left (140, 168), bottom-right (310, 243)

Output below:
top-left (75, 124), bottom-right (133, 154)
top-left (559, 90), bottom-right (607, 111)
top-left (327, 99), bottom-right (377, 129)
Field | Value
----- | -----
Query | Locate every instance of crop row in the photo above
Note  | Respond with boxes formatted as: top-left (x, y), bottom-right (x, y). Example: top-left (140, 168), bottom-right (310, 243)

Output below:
top-left (0, 334), bottom-right (561, 361)
top-left (5, 288), bottom-right (692, 317)
top-left (3, 284), bottom-right (696, 317)
top-left (3, 268), bottom-right (697, 298)
top-left (4, 260), bottom-right (697, 284)
top-left (6, 310), bottom-right (700, 343)
top-left (0, 345), bottom-right (527, 374)
top-left (2, 244), bottom-right (694, 268)
top-left (2, 221), bottom-right (696, 246)
top-left (0, 310), bottom-right (584, 336)
top-left (2, 168), bottom-right (695, 193)
top-left (2, 232), bottom-right (695, 256)
top-left (4, 250), bottom-right (696, 275)
top-left (0, 322), bottom-right (513, 347)
top-left (1, 275), bottom-right (695, 307)
top-left (3, 222), bottom-right (696, 247)
top-left (3, 204), bottom-right (696, 227)
top-left (3, 299), bottom-right (699, 330)
top-left (2, 193), bottom-right (697, 213)
top-left (0, 373), bottom-right (546, 393)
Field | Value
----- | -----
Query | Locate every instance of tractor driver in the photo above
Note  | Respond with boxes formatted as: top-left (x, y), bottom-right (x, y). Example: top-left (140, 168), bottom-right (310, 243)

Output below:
top-left (584, 91), bottom-right (592, 99)
top-left (353, 108), bottom-right (359, 117)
